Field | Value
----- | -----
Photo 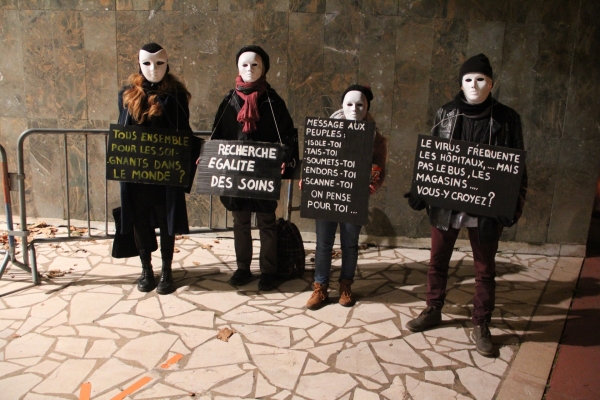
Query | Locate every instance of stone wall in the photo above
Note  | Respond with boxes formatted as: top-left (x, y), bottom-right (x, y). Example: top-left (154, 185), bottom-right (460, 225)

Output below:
top-left (0, 0), bottom-right (599, 246)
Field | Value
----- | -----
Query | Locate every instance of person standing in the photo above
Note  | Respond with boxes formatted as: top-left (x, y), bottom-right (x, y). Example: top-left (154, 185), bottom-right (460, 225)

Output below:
top-left (405, 54), bottom-right (527, 357)
top-left (305, 85), bottom-right (387, 309)
top-left (210, 45), bottom-right (296, 291)
top-left (117, 43), bottom-right (193, 295)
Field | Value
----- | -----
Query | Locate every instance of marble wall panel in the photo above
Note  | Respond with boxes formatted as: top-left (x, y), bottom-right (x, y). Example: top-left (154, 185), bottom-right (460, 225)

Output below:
top-left (470, 0), bottom-right (507, 21)
top-left (392, 16), bottom-right (434, 133)
top-left (514, 137), bottom-right (559, 243)
top-left (82, 11), bottom-right (119, 122)
top-left (182, 10), bottom-right (218, 130)
top-left (116, 0), bottom-right (151, 10)
top-left (325, 0), bottom-right (360, 14)
top-left (563, 0), bottom-right (600, 142)
top-left (222, 0), bottom-right (254, 11)
top-left (148, 0), bottom-right (183, 10)
top-left (322, 12), bottom-right (360, 116)
top-left (466, 20), bottom-right (505, 77)
top-left (287, 12), bottom-right (325, 127)
top-left (547, 140), bottom-right (600, 244)
top-left (289, 0), bottom-right (324, 13)
top-left (359, 15), bottom-right (396, 134)
top-left (54, 11), bottom-right (88, 121)
top-left (398, 0), bottom-right (441, 18)
top-left (0, 11), bottom-right (27, 118)
top-left (254, 11), bottom-right (289, 102)
top-left (0, 1), bottom-right (18, 9)
top-left (441, 0), bottom-right (470, 20)
top-left (427, 18), bottom-right (468, 126)
top-left (115, 10), bottom-right (185, 86)
top-left (384, 129), bottom-right (430, 237)
top-left (361, 0), bottom-right (398, 15)
top-left (20, 10), bottom-right (59, 120)
top-left (495, 22), bottom-right (539, 136)
top-left (255, 0), bottom-right (289, 12)
top-left (182, 0), bottom-right (218, 12)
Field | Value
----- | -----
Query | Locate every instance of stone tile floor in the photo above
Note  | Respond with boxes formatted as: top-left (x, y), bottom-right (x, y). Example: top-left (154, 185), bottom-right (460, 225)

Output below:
top-left (0, 227), bottom-right (583, 399)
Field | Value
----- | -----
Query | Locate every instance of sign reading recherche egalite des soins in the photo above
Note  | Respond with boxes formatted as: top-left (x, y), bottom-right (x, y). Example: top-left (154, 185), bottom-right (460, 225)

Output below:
top-left (195, 140), bottom-right (284, 200)
top-left (300, 117), bottom-right (374, 225)
top-left (410, 134), bottom-right (526, 218)
top-left (106, 124), bottom-right (192, 187)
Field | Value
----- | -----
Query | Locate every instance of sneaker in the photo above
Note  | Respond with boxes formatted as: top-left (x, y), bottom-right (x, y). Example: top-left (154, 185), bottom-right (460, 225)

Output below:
top-left (405, 306), bottom-right (442, 332)
top-left (229, 268), bottom-right (253, 286)
top-left (306, 282), bottom-right (329, 309)
top-left (258, 273), bottom-right (277, 291)
top-left (473, 322), bottom-right (495, 357)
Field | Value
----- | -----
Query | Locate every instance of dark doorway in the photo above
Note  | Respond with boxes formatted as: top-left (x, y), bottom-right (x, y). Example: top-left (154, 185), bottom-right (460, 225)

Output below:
top-left (586, 172), bottom-right (600, 257)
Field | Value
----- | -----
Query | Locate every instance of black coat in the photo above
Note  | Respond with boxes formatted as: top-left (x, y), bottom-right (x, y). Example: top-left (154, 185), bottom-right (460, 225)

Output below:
top-left (211, 87), bottom-right (296, 213)
top-left (429, 97), bottom-right (528, 243)
top-left (117, 84), bottom-right (192, 236)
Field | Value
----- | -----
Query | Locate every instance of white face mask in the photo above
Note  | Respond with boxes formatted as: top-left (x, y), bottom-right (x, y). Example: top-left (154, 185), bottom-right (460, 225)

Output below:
top-left (461, 73), bottom-right (493, 104)
top-left (237, 52), bottom-right (263, 83)
top-left (139, 49), bottom-right (168, 83)
top-left (342, 91), bottom-right (368, 121)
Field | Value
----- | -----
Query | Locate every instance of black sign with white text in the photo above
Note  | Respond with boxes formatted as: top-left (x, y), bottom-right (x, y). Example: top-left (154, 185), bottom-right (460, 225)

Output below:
top-left (300, 117), bottom-right (374, 225)
top-left (195, 140), bottom-right (284, 200)
top-left (106, 124), bottom-right (192, 187)
top-left (410, 134), bottom-right (526, 218)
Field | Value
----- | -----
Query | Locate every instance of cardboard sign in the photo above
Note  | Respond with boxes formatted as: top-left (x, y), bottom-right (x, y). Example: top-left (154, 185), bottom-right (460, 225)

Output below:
top-left (300, 117), bottom-right (375, 225)
top-left (195, 140), bottom-right (284, 200)
top-left (106, 124), bottom-right (192, 187)
top-left (410, 134), bottom-right (526, 218)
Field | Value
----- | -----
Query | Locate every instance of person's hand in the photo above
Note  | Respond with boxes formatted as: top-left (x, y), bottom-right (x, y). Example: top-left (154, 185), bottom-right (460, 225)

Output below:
top-left (404, 192), bottom-right (427, 211)
top-left (369, 184), bottom-right (377, 195)
top-left (298, 180), bottom-right (303, 190)
top-left (497, 216), bottom-right (514, 227)
top-left (196, 157), bottom-right (201, 165)
top-left (281, 162), bottom-right (286, 175)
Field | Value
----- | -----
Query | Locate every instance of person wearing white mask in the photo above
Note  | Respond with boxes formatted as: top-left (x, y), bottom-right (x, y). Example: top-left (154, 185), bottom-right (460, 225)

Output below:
top-left (117, 43), bottom-right (193, 295)
top-left (210, 45), bottom-right (297, 291)
top-left (405, 53), bottom-right (527, 357)
top-left (305, 85), bottom-right (387, 309)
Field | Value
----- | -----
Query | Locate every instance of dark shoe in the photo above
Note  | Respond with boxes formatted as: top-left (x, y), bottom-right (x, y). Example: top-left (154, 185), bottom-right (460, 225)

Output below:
top-left (258, 273), bottom-right (277, 291)
top-left (229, 268), bottom-right (253, 286)
top-left (338, 279), bottom-right (354, 307)
top-left (306, 283), bottom-right (329, 309)
top-left (473, 322), bottom-right (495, 357)
top-left (137, 262), bottom-right (156, 292)
top-left (156, 261), bottom-right (174, 295)
top-left (406, 306), bottom-right (442, 332)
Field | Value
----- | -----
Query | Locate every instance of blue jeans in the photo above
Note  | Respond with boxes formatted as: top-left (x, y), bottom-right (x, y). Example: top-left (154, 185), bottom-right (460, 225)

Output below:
top-left (314, 220), bottom-right (362, 284)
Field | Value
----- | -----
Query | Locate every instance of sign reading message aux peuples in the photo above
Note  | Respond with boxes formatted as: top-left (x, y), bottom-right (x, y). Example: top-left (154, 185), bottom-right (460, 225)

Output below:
top-left (300, 117), bottom-right (375, 226)
top-left (106, 124), bottom-right (192, 187)
top-left (195, 140), bottom-right (284, 200)
top-left (410, 134), bottom-right (526, 218)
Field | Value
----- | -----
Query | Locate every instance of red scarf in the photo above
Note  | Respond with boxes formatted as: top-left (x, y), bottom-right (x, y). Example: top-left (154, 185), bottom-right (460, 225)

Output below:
top-left (235, 75), bottom-right (268, 134)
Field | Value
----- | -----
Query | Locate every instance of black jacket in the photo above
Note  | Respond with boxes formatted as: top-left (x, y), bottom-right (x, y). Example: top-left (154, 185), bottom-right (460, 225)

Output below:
top-left (117, 85), bottom-right (192, 236)
top-left (429, 97), bottom-right (528, 243)
top-left (211, 87), bottom-right (296, 213)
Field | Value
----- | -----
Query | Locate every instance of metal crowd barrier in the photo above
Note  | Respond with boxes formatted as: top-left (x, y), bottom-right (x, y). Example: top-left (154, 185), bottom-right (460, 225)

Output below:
top-left (0, 128), bottom-right (296, 296)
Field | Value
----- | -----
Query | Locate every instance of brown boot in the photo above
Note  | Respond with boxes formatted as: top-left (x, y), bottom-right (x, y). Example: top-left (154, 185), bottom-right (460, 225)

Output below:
top-left (339, 279), bottom-right (354, 307)
top-left (306, 283), bottom-right (328, 310)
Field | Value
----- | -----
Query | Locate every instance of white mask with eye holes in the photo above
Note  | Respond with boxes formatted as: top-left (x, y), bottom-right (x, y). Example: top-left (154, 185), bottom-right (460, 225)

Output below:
top-left (139, 49), bottom-right (168, 83)
top-left (342, 91), bottom-right (368, 121)
top-left (237, 52), bottom-right (264, 83)
top-left (461, 73), bottom-right (493, 104)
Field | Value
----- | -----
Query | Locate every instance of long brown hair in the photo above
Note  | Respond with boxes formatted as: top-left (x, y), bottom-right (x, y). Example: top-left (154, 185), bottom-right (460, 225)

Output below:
top-left (122, 73), bottom-right (191, 124)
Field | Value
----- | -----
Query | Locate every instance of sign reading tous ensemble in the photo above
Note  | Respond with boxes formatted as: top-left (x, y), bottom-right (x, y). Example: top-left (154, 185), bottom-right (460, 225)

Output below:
top-left (410, 134), bottom-right (526, 218)
top-left (300, 117), bottom-right (375, 225)
top-left (106, 124), bottom-right (192, 187)
top-left (195, 140), bottom-right (284, 200)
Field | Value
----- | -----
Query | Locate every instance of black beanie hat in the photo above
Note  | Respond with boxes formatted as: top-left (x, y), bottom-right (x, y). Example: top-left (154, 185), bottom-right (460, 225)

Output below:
top-left (459, 53), bottom-right (493, 84)
top-left (341, 85), bottom-right (374, 110)
top-left (236, 45), bottom-right (270, 75)
top-left (139, 42), bottom-right (169, 75)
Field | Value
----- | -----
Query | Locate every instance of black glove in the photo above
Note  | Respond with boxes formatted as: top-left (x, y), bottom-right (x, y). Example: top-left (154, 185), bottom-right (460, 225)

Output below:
top-left (404, 192), bottom-right (427, 211)
top-left (497, 216), bottom-right (515, 227)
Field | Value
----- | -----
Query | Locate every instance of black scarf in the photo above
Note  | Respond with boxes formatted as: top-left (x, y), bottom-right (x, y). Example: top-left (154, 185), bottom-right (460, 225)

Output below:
top-left (454, 91), bottom-right (493, 116)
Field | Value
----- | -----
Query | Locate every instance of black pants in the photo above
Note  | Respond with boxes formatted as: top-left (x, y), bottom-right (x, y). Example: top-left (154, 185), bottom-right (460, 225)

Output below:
top-left (132, 204), bottom-right (175, 262)
top-left (232, 211), bottom-right (277, 274)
